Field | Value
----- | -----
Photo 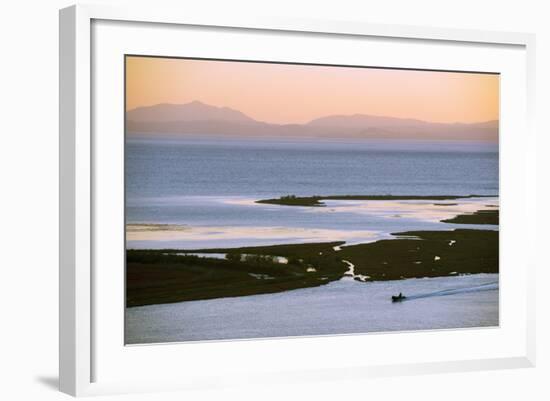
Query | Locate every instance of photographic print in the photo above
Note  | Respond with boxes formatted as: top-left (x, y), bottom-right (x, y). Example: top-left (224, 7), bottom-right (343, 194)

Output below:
top-left (124, 56), bottom-right (499, 344)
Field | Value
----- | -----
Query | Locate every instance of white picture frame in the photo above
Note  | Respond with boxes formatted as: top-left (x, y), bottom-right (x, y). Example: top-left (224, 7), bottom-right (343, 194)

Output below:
top-left (59, 4), bottom-right (536, 397)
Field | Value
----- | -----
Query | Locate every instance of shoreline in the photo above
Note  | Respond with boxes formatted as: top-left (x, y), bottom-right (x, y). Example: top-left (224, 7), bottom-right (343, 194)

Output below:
top-left (126, 201), bottom-right (499, 307)
top-left (126, 197), bottom-right (499, 250)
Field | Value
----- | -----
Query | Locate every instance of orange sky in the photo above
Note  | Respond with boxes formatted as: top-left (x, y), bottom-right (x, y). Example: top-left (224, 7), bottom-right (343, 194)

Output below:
top-left (126, 56), bottom-right (499, 125)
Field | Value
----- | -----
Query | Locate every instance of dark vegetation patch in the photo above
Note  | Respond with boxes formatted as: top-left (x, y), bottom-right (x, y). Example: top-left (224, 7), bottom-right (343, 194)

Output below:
top-left (339, 229), bottom-right (498, 281)
top-left (127, 229), bottom-right (498, 307)
top-left (441, 209), bottom-right (499, 225)
top-left (127, 242), bottom-right (346, 307)
top-left (256, 194), bottom-right (496, 207)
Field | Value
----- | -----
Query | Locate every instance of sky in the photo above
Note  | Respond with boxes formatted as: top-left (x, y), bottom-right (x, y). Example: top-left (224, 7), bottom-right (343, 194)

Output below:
top-left (126, 56), bottom-right (499, 125)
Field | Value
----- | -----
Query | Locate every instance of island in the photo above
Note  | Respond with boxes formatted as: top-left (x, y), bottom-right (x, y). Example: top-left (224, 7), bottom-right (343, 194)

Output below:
top-left (255, 194), bottom-right (497, 207)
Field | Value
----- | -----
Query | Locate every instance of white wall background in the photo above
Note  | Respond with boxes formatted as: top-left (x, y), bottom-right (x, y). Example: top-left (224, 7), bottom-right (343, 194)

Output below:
top-left (0, 0), bottom-right (547, 400)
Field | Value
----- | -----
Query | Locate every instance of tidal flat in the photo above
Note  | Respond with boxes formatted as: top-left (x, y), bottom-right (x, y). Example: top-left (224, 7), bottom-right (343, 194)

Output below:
top-left (127, 206), bottom-right (498, 307)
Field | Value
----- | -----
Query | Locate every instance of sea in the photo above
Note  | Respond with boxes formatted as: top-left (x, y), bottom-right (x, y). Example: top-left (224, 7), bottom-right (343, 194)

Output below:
top-left (126, 136), bottom-right (498, 249)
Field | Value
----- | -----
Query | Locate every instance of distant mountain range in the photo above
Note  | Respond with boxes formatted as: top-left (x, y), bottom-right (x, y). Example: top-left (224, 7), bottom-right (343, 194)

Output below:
top-left (126, 101), bottom-right (498, 142)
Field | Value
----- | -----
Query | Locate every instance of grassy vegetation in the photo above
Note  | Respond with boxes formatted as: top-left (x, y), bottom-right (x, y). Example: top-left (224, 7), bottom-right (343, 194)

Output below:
top-left (441, 209), bottom-right (499, 225)
top-left (127, 228), bottom-right (498, 307)
top-left (256, 194), bottom-right (496, 207)
top-left (255, 194), bottom-right (325, 207)
top-left (127, 242), bottom-right (346, 307)
top-left (340, 229), bottom-right (498, 281)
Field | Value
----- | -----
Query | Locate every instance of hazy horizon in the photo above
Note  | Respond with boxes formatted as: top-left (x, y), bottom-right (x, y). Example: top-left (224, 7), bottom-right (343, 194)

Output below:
top-left (125, 99), bottom-right (499, 142)
top-left (126, 100), bottom-right (499, 126)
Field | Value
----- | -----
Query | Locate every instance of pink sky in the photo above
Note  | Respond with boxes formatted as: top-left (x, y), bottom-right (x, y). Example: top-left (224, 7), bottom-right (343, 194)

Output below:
top-left (126, 56), bottom-right (499, 125)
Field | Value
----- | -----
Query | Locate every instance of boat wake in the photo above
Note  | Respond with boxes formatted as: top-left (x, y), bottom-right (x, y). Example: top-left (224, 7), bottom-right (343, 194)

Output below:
top-left (398, 281), bottom-right (498, 302)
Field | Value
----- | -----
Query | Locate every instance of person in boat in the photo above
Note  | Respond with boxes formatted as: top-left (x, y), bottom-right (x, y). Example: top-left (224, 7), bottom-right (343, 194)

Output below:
top-left (392, 292), bottom-right (406, 301)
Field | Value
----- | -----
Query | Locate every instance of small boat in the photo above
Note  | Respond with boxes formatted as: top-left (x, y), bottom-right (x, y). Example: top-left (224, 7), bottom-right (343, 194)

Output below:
top-left (391, 293), bottom-right (406, 302)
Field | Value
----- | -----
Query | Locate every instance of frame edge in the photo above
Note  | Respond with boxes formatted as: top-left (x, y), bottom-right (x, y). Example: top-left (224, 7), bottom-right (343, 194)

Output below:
top-left (60, 3), bottom-right (537, 395)
top-left (59, 4), bottom-right (92, 396)
top-left (59, 5), bottom-right (77, 396)
top-left (524, 33), bottom-right (537, 368)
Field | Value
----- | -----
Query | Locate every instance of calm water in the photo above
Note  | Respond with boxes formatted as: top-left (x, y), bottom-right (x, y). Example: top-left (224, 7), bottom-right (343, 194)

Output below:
top-left (126, 136), bottom-right (498, 249)
top-left (126, 273), bottom-right (499, 344)
top-left (127, 136), bottom-right (498, 204)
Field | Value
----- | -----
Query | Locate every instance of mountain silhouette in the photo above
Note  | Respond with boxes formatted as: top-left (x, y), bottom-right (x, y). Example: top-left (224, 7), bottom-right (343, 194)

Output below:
top-left (126, 102), bottom-right (498, 142)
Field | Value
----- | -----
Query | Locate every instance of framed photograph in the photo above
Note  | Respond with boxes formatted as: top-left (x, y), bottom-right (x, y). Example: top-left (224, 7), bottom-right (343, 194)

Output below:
top-left (60, 4), bottom-right (536, 396)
